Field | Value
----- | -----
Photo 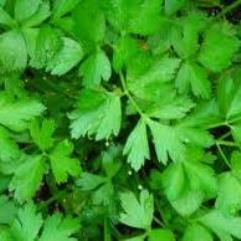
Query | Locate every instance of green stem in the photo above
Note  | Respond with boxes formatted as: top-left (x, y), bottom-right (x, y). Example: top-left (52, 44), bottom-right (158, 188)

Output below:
top-left (38, 191), bottom-right (67, 210)
top-left (216, 140), bottom-right (240, 148)
top-left (119, 72), bottom-right (149, 121)
top-left (207, 121), bottom-right (229, 129)
top-left (216, 143), bottom-right (231, 168)
top-left (219, 131), bottom-right (231, 140)
top-left (216, 0), bottom-right (241, 18)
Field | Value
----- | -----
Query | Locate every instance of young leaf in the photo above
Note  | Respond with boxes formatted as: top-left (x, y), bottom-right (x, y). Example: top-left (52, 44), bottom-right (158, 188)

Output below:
top-left (0, 195), bottom-right (17, 225)
top-left (0, 7), bottom-right (16, 27)
top-left (199, 210), bottom-right (241, 241)
top-left (49, 140), bottom-right (81, 184)
top-left (11, 203), bottom-right (43, 241)
top-left (14, 0), bottom-right (41, 23)
top-left (47, 37), bottom-right (83, 76)
top-left (76, 173), bottom-right (106, 191)
top-left (176, 62), bottom-right (211, 99)
top-left (107, 0), bottom-right (163, 35)
top-left (119, 190), bottom-right (153, 230)
top-left (123, 119), bottom-right (150, 171)
top-left (198, 22), bottom-right (240, 72)
top-left (52, 0), bottom-right (80, 20)
top-left (22, 1), bottom-right (51, 27)
top-left (0, 31), bottom-right (27, 73)
top-left (0, 127), bottom-right (20, 162)
top-left (149, 229), bottom-right (175, 241)
top-left (69, 90), bottom-right (121, 140)
top-left (72, 0), bottom-right (105, 51)
top-left (182, 224), bottom-right (212, 241)
top-left (215, 172), bottom-right (241, 215)
top-left (39, 214), bottom-right (80, 241)
top-left (165, 0), bottom-right (186, 15)
top-left (162, 162), bottom-right (186, 201)
top-left (128, 0), bottom-right (163, 35)
top-left (30, 119), bottom-right (55, 152)
top-left (9, 155), bottom-right (45, 202)
top-left (79, 49), bottom-right (111, 87)
top-left (30, 26), bottom-right (62, 69)
top-left (0, 94), bottom-right (46, 132)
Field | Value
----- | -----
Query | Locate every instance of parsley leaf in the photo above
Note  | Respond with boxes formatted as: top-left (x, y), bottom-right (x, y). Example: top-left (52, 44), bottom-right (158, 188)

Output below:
top-left (69, 89), bottom-right (121, 140)
top-left (49, 140), bottom-right (81, 184)
top-left (79, 49), bottom-right (111, 87)
top-left (198, 23), bottom-right (240, 72)
top-left (39, 214), bottom-right (80, 241)
top-left (9, 155), bottom-right (45, 202)
top-left (119, 190), bottom-right (154, 230)
top-left (11, 203), bottom-right (43, 241)
top-left (123, 119), bottom-right (150, 171)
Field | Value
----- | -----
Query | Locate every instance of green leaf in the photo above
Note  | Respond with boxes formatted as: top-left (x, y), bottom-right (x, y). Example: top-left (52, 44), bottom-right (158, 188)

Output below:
top-left (30, 119), bottom-right (55, 151)
top-left (217, 76), bottom-right (241, 122)
top-left (0, 7), bottom-right (15, 27)
top-left (128, 0), bottom-right (163, 35)
top-left (112, 35), bottom-right (140, 72)
top-left (72, 0), bottom-right (105, 51)
top-left (171, 13), bottom-right (207, 58)
top-left (11, 203), bottom-right (43, 241)
top-left (171, 190), bottom-right (203, 216)
top-left (107, 0), bottom-right (163, 35)
top-left (124, 235), bottom-right (145, 241)
top-left (14, 0), bottom-right (41, 22)
top-left (0, 127), bottom-right (20, 162)
top-left (0, 94), bottom-right (46, 132)
top-left (47, 37), bottom-right (83, 76)
top-left (215, 172), bottom-right (241, 215)
top-left (0, 229), bottom-right (13, 241)
top-left (0, 195), bottom-right (17, 225)
top-left (182, 224), bottom-right (213, 241)
top-left (123, 119), bottom-right (150, 171)
top-left (49, 140), bottom-right (81, 183)
top-left (52, 0), bottom-right (80, 20)
top-left (119, 190), bottom-right (153, 229)
top-left (128, 57), bottom-right (181, 98)
top-left (144, 91), bottom-right (195, 120)
top-left (148, 121), bottom-right (185, 164)
top-left (149, 229), bottom-right (175, 241)
top-left (184, 158), bottom-right (218, 198)
top-left (30, 26), bottom-right (62, 69)
top-left (199, 210), bottom-right (241, 241)
top-left (22, 1), bottom-right (51, 27)
top-left (231, 151), bottom-right (241, 176)
top-left (162, 157), bottom-right (217, 216)
top-left (198, 22), bottom-right (240, 72)
top-left (165, 0), bottom-right (186, 15)
top-left (79, 49), bottom-right (111, 87)
top-left (162, 162), bottom-right (186, 201)
top-left (176, 62), bottom-right (211, 99)
top-left (0, 31), bottom-right (27, 73)
top-left (39, 214), bottom-right (80, 241)
top-left (9, 155), bottom-right (45, 202)
top-left (76, 172), bottom-right (106, 191)
top-left (69, 90), bottom-right (121, 140)
top-left (148, 118), bottom-right (213, 164)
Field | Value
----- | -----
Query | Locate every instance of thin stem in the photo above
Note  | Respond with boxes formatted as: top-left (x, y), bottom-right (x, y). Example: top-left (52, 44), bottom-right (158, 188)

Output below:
top-left (216, 0), bottom-right (241, 18)
top-left (207, 121), bottom-right (229, 129)
top-left (153, 216), bottom-right (165, 227)
top-left (216, 143), bottom-right (231, 168)
top-left (216, 140), bottom-right (240, 148)
top-left (218, 131), bottom-right (231, 141)
top-left (38, 191), bottom-right (67, 210)
top-left (119, 72), bottom-right (148, 121)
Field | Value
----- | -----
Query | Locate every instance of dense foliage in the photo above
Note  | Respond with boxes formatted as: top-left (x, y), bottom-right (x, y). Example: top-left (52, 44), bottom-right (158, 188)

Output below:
top-left (1, 0), bottom-right (241, 240)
